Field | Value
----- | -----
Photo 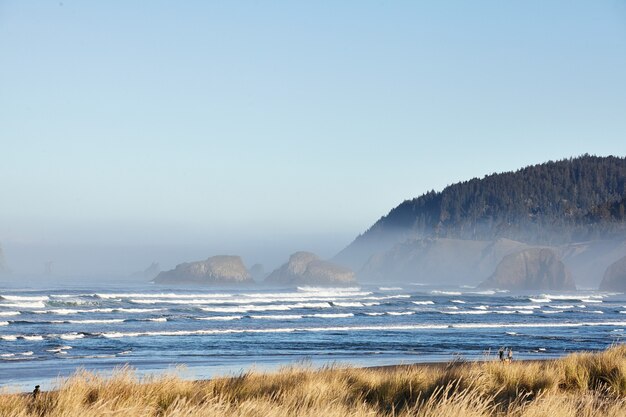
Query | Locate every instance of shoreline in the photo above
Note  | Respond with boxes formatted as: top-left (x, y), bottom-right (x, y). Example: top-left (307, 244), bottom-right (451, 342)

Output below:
top-left (2, 346), bottom-right (624, 416)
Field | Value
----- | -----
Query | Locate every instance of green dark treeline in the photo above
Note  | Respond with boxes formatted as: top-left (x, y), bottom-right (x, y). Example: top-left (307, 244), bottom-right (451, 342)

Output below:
top-left (367, 155), bottom-right (626, 244)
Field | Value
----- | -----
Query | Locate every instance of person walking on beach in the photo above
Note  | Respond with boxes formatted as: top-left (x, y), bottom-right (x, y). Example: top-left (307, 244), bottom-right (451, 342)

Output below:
top-left (507, 348), bottom-right (513, 363)
top-left (498, 347), bottom-right (505, 362)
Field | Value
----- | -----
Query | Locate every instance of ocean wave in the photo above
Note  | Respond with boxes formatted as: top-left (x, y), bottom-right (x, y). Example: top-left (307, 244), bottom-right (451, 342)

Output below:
top-left (59, 333), bottom-right (85, 340)
top-left (1, 335), bottom-right (17, 341)
top-left (450, 300), bottom-right (466, 304)
top-left (0, 321), bottom-right (8, 326)
top-left (50, 319), bottom-right (125, 324)
top-left (0, 311), bottom-right (20, 316)
top-left (96, 293), bottom-right (233, 299)
top-left (467, 290), bottom-right (496, 295)
top-left (95, 320), bottom-right (626, 339)
top-left (332, 302), bottom-right (364, 307)
top-left (200, 305), bottom-right (293, 313)
top-left (196, 316), bottom-right (243, 321)
top-left (1, 301), bottom-right (47, 309)
top-left (249, 314), bottom-right (303, 320)
top-left (1, 295), bottom-right (49, 301)
top-left (541, 310), bottom-right (564, 314)
top-left (386, 311), bottom-right (415, 316)
top-left (23, 335), bottom-right (44, 341)
top-left (309, 313), bottom-right (354, 319)
top-left (502, 305), bottom-right (540, 310)
top-left (431, 291), bottom-right (462, 296)
top-left (529, 297), bottom-right (551, 303)
top-left (297, 286), bottom-right (362, 293)
top-left (412, 301), bottom-right (435, 305)
top-left (379, 287), bottom-right (403, 291)
top-left (364, 312), bottom-right (385, 316)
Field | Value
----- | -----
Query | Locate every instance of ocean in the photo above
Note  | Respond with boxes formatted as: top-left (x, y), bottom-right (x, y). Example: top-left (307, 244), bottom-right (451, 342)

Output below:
top-left (1, 283), bottom-right (624, 391)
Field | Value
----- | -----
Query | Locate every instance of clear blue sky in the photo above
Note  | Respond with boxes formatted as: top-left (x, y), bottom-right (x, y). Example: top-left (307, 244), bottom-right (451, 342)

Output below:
top-left (1, 1), bottom-right (626, 274)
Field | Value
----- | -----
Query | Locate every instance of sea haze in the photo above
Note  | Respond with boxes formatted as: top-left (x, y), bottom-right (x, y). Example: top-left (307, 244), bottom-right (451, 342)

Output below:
top-left (1, 283), bottom-right (624, 390)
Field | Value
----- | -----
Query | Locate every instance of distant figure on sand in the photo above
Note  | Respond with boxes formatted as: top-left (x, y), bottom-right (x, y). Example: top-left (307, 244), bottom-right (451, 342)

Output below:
top-left (32, 385), bottom-right (40, 399)
top-left (498, 347), bottom-right (505, 362)
top-left (507, 348), bottom-right (513, 363)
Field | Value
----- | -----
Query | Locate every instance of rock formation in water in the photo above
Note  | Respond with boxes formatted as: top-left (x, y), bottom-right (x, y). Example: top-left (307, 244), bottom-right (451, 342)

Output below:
top-left (599, 255), bottom-right (626, 291)
top-left (249, 263), bottom-right (266, 281)
top-left (265, 251), bottom-right (356, 286)
top-left (360, 237), bottom-right (529, 285)
top-left (154, 256), bottom-right (252, 285)
top-left (479, 248), bottom-right (575, 290)
top-left (131, 262), bottom-right (161, 280)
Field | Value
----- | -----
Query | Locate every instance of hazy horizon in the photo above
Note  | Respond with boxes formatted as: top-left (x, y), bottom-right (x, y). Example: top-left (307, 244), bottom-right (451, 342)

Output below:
top-left (2, 1), bottom-right (626, 278)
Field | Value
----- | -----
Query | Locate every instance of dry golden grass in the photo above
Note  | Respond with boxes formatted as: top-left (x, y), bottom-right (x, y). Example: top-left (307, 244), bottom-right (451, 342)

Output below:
top-left (1, 345), bottom-right (625, 416)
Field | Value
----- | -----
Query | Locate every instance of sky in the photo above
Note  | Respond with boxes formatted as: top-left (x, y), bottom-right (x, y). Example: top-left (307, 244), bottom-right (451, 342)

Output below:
top-left (1, 1), bottom-right (626, 276)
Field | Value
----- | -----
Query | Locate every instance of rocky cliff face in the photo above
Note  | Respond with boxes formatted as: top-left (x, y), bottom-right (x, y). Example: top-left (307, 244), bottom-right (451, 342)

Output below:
top-left (154, 255), bottom-right (252, 285)
top-left (266, 252), bottom-right (356, 286)
top-left (480, 248), bottom-right (575, 290)
top-left (599, 255), bottom-right (626, 291)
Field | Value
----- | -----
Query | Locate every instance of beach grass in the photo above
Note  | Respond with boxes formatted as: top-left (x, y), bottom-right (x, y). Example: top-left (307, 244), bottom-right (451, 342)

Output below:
top-left (2, 345), bottom-right (625, 416)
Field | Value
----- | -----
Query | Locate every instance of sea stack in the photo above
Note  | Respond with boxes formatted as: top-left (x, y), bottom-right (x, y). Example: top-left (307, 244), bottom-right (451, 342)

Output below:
top-left (479, 248), bottom-right (575, 290)
top-left (154, 255), bottom-right (252, 285)
top-left (599, 255), bottom-right (626, 291)
top-left (266, 251), bottom-right (356, 286)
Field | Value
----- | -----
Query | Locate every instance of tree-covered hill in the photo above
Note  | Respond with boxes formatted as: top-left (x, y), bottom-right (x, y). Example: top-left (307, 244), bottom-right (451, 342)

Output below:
top-left (336, 155), bottom-right (626, 270)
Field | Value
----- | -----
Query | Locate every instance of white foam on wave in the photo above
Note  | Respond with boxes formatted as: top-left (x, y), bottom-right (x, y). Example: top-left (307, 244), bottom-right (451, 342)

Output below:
top-left (333, 302), bottom-right (364, 308)
top-left (549, 304), bottom-right (575, 309)
top-left (22, 335), bottom-right (43, 341)
top-left (379, 287), bottom-right (403, 291)
top-left (364, 312), bottom-right (385, 316)
top-left (443, 310), bottom-right (490, 315)
top-left (51, 319), bottom-right (125, 324)
top-left (468, 290), bottom-right (496, 295)
top-left (96, 293), bottom-right (233, 299)
top-left (431, 291), bottom-right (462, 296)
top-left (0, 311), bottom-right (20, 317)
top-left (412, 301), bottom-right (435, 305)
top-left (1, 295), bottom-right (49, 301)
top-left (59, 333), bottom-right (84, 340)
top-left (196, 316), bottom-right (243, 321)
top-left (502, 305), bottom-right (540, 310)
top-left (249, 314), bottom-right (303, 320)
top-left (291, 302), bottom-right (332, 309)
top-left (145, 317), bottom-right (167, 322)
top-left (200, 305), bottom-right (292, 313)
top-left (450, 299), bottom-right (466, 304)
top-left (1, 301), bottom-right (46, 309)
top-left (529, 298), bottom-right (551, 303)
top-left (386, 311), bottom-right (415, 316)
top-left (1, 335), bottom-right (17, 341)
top-left (96, 320), bottom-right (626, 339)
top-left (0, 321), bottom-right (8, 326)
top-left (297, 286), bottom-right (362, 293)
top-left (116, 308), bottom-right (165, 313)
top-left (542, 310), bottom-right (564, 314)
top-left (310, 313), bottom-right (354, 318)
top-left (473, 305), bottom-right (489, 310)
